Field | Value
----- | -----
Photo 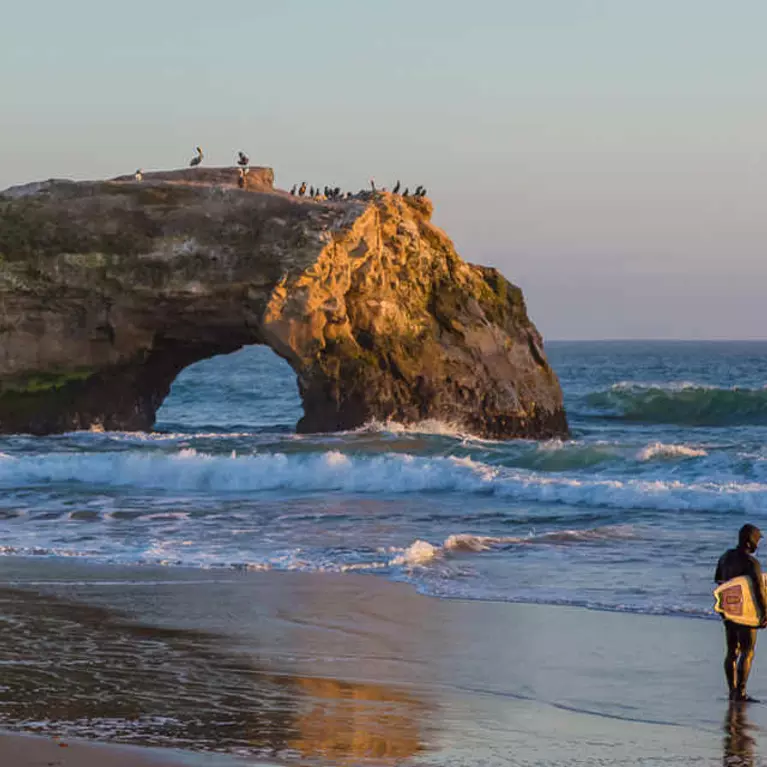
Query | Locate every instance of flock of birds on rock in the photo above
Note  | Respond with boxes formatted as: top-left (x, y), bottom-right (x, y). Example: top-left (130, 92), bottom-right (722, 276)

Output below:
top-left (288, 179), bottom-right (427, 201)
top-left (133, 149), bottom-right (428, 199)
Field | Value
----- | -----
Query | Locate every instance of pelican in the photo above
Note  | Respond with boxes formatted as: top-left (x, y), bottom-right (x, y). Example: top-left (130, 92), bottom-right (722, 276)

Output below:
top-left (134, 169), bottom-right (143, 182)
top-left (189, 146), bottom-right (203, 167)
top-left (237, 151), bottom-right (249, 167)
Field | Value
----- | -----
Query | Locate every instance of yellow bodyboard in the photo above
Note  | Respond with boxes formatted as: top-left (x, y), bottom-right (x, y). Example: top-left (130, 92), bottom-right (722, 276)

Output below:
top-left (713, 574), bottom-right (767, 627)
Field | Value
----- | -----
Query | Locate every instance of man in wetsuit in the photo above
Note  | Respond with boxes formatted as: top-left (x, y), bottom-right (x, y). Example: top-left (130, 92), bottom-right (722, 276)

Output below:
top-left (715, 524), bottom-right (767, 702)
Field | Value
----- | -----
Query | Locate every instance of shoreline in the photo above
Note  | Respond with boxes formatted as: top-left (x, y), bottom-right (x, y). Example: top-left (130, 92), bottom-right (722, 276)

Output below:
top-left (0, 555), bottom-right (763, 765)
top-left (0, 552), bottom-right (720, 623)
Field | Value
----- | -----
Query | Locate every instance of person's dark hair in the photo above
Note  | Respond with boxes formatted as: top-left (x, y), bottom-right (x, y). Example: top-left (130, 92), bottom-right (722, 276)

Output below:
top-left (739, 524), bottom-right (763, 554)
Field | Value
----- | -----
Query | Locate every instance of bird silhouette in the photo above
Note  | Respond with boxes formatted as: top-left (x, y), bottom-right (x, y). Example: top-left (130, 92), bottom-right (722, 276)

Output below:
top-left (290, 184), bottom-right (297, 195)
top-left (189, 146), bottom-right (203, 167)
top-left (298, 182), bottom-right (307, 197)
top-left (392, 180), bottom-right (401, 194)
top-left (402, 187), bottom-right (409, 197)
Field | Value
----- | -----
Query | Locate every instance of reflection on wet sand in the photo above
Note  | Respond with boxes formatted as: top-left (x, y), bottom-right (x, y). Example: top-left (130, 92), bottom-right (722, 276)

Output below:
top-left (291, 678), bottom-right (423, 761)
top-left (724, 702), bottom-right (757, 767)
top-left (0, 585), bottom-right (427, 763)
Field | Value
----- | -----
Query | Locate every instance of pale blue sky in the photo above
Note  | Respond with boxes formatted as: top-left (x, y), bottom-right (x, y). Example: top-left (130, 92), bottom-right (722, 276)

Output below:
top-left (2, 1), bottom-right (765, 339)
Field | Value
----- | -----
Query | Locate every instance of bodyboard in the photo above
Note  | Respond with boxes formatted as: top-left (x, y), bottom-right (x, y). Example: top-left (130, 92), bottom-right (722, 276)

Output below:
top-left (713, 574), bottom-right (767, 627)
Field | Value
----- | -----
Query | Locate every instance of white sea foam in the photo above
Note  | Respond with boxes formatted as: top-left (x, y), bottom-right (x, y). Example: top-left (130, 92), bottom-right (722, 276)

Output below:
top-left (637, 442), bottom-right (708, 461)
top-left (351, 418), bottom-right (499, 443)
top-left (0, 448), bottom-right (766, 513)
top-left (389, 539), bottom-right (441, 566)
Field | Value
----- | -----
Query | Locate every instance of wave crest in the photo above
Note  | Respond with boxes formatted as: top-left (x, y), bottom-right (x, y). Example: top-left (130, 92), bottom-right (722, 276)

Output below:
top-left (582, 382), bottom-right (767, 426)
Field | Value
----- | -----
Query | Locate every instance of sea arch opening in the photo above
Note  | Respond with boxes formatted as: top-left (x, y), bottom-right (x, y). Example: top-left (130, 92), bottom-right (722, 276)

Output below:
top-left (155, 345), bottom-right (302, 433)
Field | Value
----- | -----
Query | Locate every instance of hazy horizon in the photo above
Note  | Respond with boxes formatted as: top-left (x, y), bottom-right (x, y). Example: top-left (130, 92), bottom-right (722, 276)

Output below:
top-left (2, 1), bottom-right (765, 340)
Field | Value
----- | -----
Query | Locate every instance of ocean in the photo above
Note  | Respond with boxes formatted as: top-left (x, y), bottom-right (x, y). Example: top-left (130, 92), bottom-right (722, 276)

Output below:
top-left (2, 339), bottom-right (765, 620)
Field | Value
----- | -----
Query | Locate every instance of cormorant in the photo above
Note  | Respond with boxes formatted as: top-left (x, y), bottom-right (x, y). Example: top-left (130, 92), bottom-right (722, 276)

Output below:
top-left (189, 146), bottom-right (203, 167)
top-left (402, 187), bottom-right (409, 197)
top-left (298, 182), bottom-right (307, 197)
top-left (334, 186), bottom-right (341, 199)
top-left (290, 184), bottom-right (297, 195)
top-left (134, 169), bottom-right (143, 182)
top-left (392, 180), bottom-right (401, 194)
top-left (370, 178), bottom-right (377, 192)
top-left (237, 151), bottom-right (249, 167)
top-left (420, 187), bottom-right (428, 197)
top-left (309, 186), bottom-right (315, 198)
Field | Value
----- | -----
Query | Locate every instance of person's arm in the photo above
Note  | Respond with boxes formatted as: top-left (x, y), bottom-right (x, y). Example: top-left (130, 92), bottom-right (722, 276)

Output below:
top-left (748, 557), bottom-right (767, 626)
top-left (715, 555), bottom-right (725, 584)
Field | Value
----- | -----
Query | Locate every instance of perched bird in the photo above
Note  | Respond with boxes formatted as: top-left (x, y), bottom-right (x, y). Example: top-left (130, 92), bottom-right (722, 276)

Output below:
top-left (402, 187), bottom-right (409, 197)
top-left (189, 146), bottom-right (203, 167)
top-left (392, 180), bottom-right (401, 194)
top-left (237, 151), bottom-right (249, 167)
top-left (333, 186), bottom-right (341, 199)
top-left (134, 169), bottom-right (143, 182)
top-left (309, 186), bottom-right (315, 198)
top-left (298, 181), bottom-right (307, 197)
top-left (420, 187), bottom-right (428, 197)
top-left (237, 168), bottom-right (246, 188)
top-left (290, 184), bottom-right (297, 195)
top-left (370, 178), bottom-right (377, 192)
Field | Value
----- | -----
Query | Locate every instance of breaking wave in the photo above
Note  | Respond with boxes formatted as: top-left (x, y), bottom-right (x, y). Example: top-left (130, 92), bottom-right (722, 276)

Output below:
top-left (581, 382), bottom-right (767, 426)
top-left (2, 448), bottom-right (767, 514)
top-left (389, 526), bottom-right (638, 567)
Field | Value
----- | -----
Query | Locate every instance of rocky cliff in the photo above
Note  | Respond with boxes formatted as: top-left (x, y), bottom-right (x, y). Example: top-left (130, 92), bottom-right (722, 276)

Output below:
top-left (0, 168), bottom-right (568, 438)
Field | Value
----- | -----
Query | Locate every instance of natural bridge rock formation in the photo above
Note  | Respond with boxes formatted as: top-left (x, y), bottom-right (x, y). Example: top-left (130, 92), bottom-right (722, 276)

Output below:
top-left (0, 168), bottom-right (568, 438)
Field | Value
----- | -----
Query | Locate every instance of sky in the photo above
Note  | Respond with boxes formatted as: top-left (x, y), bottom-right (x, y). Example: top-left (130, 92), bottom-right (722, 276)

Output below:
top-left (1, 1), bottom-right (765, 339)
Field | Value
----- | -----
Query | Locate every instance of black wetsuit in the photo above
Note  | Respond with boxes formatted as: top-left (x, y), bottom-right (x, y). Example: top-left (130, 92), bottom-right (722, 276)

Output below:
top-left (715, 546), bottom-right (766, 699)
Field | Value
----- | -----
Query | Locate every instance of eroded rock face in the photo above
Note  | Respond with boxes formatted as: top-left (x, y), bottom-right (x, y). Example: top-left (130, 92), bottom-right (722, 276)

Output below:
top-left (0, 168), bottom-right (568, 438)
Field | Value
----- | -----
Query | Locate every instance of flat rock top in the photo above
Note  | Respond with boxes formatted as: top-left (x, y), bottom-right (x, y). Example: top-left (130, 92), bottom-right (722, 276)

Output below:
top-left (110, 166), bottom-right (276, 192)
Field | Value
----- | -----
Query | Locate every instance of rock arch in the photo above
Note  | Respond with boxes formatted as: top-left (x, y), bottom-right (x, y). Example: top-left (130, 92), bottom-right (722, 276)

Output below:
top-left (0, 169), bottom-right (567, 439)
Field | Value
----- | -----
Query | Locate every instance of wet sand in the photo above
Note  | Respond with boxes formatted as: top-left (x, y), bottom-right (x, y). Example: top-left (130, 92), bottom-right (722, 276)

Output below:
top-left (0, 557), bottom-right (765, 765)
top-left (0, 730), bottom-right (248, 767)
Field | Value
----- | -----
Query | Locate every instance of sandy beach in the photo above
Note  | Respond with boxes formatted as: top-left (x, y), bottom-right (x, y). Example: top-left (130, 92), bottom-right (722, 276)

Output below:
top-left (0, 557), bottom-right (765, 766)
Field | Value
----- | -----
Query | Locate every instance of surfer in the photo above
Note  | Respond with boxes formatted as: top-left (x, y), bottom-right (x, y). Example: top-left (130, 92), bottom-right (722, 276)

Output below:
top-left (715, 524), bottom-right (767, 702)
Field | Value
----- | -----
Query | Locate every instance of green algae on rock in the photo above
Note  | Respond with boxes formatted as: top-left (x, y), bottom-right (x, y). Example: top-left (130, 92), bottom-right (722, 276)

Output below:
top-left (0, 167), bottom-right (568, 438)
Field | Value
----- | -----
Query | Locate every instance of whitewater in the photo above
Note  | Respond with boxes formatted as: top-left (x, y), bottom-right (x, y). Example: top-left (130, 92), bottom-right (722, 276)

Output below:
top-left (2, 340), bottom-right (767, 619)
